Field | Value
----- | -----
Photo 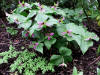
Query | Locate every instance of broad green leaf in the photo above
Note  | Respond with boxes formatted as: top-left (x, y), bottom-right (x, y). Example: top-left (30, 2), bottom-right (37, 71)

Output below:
top-left (55, 9), bottom-right (66, 16)
top-left (14, 3), bottom-right (33, 13)
top-left (29, 23), bottom-right (39, 35)
top-left (66, 23), bottom-right (85, 36)
top-left (59, 47), bottom-right (72, 56)
top-left (84, 32), bottom-right (99, 41)
top-left (44, 38), bottom-right (56, 50)
top-left (43, 6), bottom-right (54, 14)
top-left (54, 38), bottom-right (67, 49)
top-left (18, 20), bottom-right (32, 30)
top-left (63, 56), bottom-right (72, 63)
top-left (72, 34), bottom-right (93, 54)
top-left (46, 17), bottom-right (58, 27)
top-left (8, 14), bottom-right (27, 23)
top-left (50, 55), bottom-right (63, 66)
top-left (36, 43), bottom-right (43, 54)
top-left (56, 24), bottom-right (66, 36)
top-left (35, 13), bottom-right (48, 22)
top-left (27, 10), bottom-right (37, 18)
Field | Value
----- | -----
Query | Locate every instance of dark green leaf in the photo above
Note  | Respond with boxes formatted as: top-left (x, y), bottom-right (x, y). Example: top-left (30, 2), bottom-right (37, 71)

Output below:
top-left (59, 47), bottom-right (72, 56)
top-left (50, 55), bottom-right (63, 66)
top-left (44, 38), bottom-right (56, 50)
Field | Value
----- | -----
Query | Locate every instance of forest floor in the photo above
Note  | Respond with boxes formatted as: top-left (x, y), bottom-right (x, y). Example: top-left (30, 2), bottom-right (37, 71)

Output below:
top-left (0, 15), bottom-right (100, 75)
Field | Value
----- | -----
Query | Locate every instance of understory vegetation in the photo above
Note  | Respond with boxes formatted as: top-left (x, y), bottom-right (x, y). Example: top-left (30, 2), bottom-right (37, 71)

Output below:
top-left (0, 0), bottom-right (100, 75)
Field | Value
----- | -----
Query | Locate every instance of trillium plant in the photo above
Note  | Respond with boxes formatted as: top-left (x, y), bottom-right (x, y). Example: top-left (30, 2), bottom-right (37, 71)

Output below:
top-left (6, 2), bottom-right (99, 66)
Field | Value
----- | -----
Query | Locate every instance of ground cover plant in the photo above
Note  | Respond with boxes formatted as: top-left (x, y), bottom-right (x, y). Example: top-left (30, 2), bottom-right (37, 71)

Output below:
top-left (0, 0), bottom-right (100, 75)
top-left (0, 45), bottom-right (54, 75)
top-left (4, 2), bottom-right (99, 69)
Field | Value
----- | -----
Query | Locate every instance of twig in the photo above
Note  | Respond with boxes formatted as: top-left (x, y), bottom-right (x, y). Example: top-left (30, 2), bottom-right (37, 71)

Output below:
top-left (88, 56), bottom-right (100, 66)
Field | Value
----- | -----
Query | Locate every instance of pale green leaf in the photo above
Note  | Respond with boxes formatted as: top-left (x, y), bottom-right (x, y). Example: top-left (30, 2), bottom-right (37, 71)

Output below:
top-left (18, 20), bottom-right (32, 30)
top-left (27, 10), bottom-right (37, 18)
top-left (35, 13), bottom-right (48, 22)
top-left (36, 43), bottom-right (44, 54)
top-left (72, 66), bottom-right (78, 75)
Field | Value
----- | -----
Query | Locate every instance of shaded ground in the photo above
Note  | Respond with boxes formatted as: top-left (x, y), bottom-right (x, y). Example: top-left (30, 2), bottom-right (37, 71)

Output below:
top-left (0, 15), bottom-right (100, 75)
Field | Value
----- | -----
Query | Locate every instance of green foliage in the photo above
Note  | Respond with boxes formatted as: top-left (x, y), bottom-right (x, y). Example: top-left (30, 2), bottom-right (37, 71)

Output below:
top-left (97, 45), bottom-right (100, 55)
top-left (63, 8), bottom-right (86, 23)
top-left (57, 23), bottom-right (99, 54)
top-left (72, 66), bottom-right (83, 75)
top-left (0, 45), bottom-right (54, 75)
top-left (50, 47), bottom-right (72, 66)
top-left (7, 27), bottom-right (18, 35)
top-left (0, 0), bottom-right (19, 11)
top-left (0, 45), bottom-right (19, 64)
top-left (44, 38), bottom-right (56, 50)
top-left (97, 68), bottom-right (100, 75)
top-left (6, 2), bottom-right (99, 66)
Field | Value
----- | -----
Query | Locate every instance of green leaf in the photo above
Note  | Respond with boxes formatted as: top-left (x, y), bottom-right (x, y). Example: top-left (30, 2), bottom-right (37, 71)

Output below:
top-left (27, 10), bottom-right (37, 18)
top-left (56, 24), bottom-right (66, 36)
top-left (66, 23), bottom-right (85, 36)
top-left (78, 72), bottom-right (83, 75)
top-left (0, 59), bottom-right (3, 64)
top-left (72, 66), bottom-right (78, 75)
top-left (97, 68), bottom-right (100, 75)
top-left (97, 45), bottom-right (100, 55)
top-left (59, 47), bottom-right (72, 56)
top-left (55, 9), bottom-right (66, 16)
top-left (14, 3), bottom-right (33, 13)
top-left (44, 38), bottom-right (56, 50)
top-left (50, 55), bottom-right (63, 66)
top-left (7, 27), bottom-right (18, 35)
top-left (46, 17), bottom-right (58, 27)
top-left (43, 6), bottom-right (54, 14)
top-left (63, 56), bottom-right (72, 63)
top-left (36, 43), bottom-right (44, 54)
top-left (8, 14), bottom-right (27, 23)
top-left (18, 20), bottom-right (32, 30)
top-left (29, 23), bottom-right (39, 35)
top-left (96, 15), bottom-right (100, 20)
top-left (72, 34), bottom-right (93, 54)
top-left (35, 13), bottom-right (48, 22)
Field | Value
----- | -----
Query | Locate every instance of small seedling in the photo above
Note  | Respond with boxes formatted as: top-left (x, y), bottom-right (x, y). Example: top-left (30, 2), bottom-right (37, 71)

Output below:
top-left (7, 27), bottom-right (18, 35)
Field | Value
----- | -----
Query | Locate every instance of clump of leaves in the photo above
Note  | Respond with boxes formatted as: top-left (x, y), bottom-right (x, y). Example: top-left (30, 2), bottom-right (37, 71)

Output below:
top-left (6, 2), bottom-right (99, 66)
top-left (63, 8), bottom-right (86, 23)
top-left (7, 27), bottom-right (18, 35)
top-left (0, 45), bottom-right (54, 75)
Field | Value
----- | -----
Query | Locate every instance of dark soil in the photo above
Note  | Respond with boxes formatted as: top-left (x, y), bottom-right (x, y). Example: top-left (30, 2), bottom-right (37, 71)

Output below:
top-left (0, 15), bottom-right (100, 75)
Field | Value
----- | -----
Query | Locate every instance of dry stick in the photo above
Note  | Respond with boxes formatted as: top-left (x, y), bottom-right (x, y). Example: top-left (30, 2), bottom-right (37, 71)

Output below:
top-left (88, 56), bottom-right (100, 66)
